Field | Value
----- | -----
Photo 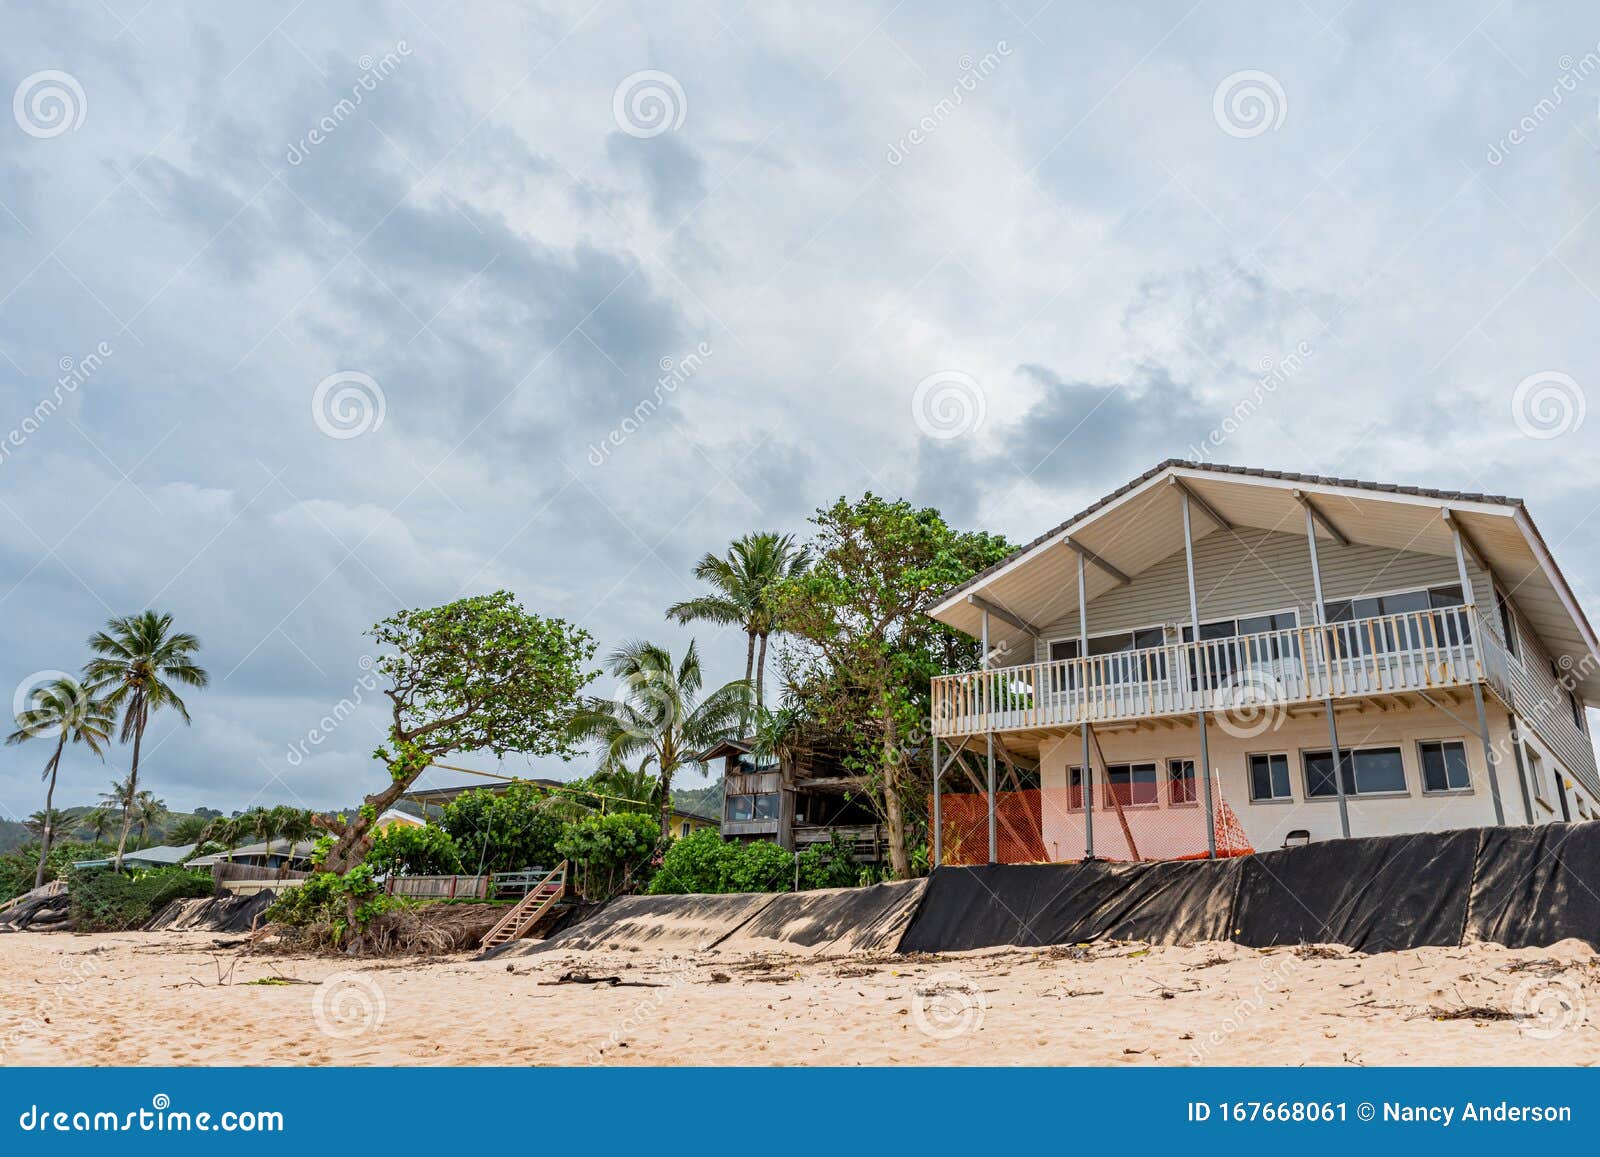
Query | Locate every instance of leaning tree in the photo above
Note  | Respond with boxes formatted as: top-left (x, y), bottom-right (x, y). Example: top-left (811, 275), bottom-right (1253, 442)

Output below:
top-left (317, 591), bottom-right (596, 875)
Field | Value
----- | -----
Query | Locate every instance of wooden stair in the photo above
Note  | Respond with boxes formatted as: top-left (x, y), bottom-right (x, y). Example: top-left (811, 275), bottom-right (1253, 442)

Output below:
top-left (480, 861), bottom-right (568, 950)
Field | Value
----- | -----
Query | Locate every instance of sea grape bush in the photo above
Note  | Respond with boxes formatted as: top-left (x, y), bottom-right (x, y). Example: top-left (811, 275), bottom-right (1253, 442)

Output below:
top-left (649, 829), bottom-right (792, 894)
top-left (554, 811), bottom-right (659, 899)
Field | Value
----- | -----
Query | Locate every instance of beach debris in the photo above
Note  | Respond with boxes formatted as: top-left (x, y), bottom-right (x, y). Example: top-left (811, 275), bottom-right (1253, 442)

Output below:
top-left (541, 970), bottom-right (665, 987)
top-left (1294, 943), bottom-right (1346, 960)
top-left (1427, 1004), bottom-right (1516, 1022)
top-left (1185, 953), bottom-right (1232, 971)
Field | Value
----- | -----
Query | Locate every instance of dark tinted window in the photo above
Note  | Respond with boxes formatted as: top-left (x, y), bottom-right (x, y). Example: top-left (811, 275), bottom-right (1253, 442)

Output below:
top-left (1250, 753), bottom-right (1291, 800)
top-left (1419, 741), bottom-right (1471, 792)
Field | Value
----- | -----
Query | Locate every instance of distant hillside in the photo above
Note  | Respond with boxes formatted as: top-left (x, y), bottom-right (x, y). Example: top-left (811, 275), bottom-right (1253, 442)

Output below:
top-left (672, 782), bottom-right (722, 820)
top-left (0, 819), bottom-right (28, 853)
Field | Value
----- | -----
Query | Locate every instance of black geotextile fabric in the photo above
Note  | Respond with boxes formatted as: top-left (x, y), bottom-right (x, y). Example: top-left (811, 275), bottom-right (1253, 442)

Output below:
top-left (1230, 828), bottom-right (1481, 952)
top-left (898, 824), bottom-right (1600, 955)
top-left (897, 859), bottom-right (1241, 952)
top-left (1468, 822), bottom-right (1600, 949)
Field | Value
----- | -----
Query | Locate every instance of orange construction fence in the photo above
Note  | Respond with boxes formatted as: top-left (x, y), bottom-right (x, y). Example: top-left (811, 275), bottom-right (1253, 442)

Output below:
top-left (934, 773), bottom-right (1253, 865)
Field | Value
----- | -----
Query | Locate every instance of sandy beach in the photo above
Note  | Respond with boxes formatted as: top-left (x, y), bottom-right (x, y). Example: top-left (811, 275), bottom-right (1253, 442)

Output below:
top-left (2, 930), bottom-right (1598, 1066)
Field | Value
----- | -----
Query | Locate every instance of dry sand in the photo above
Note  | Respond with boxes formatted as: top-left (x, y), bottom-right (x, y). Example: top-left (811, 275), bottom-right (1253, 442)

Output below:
top-left (2, 930), bottom-right (1599, 1066)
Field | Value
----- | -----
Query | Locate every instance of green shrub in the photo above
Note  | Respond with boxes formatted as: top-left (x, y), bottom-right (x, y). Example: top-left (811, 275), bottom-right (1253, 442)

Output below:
top-left (441, 783), bottom-right (564, 873)
top-left (67, 866), bottom-right (213, 931)
top-left (795, 831), bottom-right (861, 891)
top-left (266, 864), bottom-right (401, 947)
top-left (555, 811), bottom-right (659, 899)
top-left (650, 830), bottom-right (793, 895)
top-left (364, 823), bottom-right (462, 876)
top-left (0, 840), bottom-right (114, 904)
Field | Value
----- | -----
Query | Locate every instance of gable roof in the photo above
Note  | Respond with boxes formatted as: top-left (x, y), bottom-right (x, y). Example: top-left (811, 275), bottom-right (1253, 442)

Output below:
top-left (929, 460), bottom-right (1599, 701)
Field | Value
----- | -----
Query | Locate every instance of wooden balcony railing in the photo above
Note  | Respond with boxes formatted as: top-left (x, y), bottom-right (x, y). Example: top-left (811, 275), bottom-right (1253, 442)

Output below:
top-left (932, 605), bottom-right (1513, 738)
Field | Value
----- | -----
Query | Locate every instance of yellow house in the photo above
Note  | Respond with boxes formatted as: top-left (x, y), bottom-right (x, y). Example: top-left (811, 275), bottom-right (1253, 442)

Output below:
top-left (668, 808), bottom-right (718, 839)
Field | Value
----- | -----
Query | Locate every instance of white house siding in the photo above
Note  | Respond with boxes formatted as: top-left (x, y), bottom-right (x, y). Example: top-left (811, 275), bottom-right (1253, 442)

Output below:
top-left (1028, 528), bottom-right (1493, 657)
top-left (1036, 702), bottom-right (1525, 860)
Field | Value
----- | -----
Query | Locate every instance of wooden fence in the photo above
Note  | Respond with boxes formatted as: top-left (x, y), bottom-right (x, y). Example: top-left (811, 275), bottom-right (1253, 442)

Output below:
top-left (386, 874), bottom-right (490, 900)
top-left (210, 861), bottom-right (310, 888)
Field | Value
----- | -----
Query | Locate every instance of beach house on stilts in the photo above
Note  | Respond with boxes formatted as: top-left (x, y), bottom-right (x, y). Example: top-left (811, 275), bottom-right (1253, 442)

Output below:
top-left (926, 462), bottom-right (1600, 866)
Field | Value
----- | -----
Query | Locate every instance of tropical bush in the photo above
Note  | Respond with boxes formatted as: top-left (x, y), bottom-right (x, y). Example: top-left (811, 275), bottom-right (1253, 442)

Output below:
top-left (555, 811), bottom-right (659, 899)
top-left (0, 840), bottom-right (115, 904)
top-left (795, 831), bottom-right (863, 891)
top-left (66, 866), bottom-right (212, 931)
top-left (364, 823), bottom-right (462, 876)
top-left (265, 864), bottom-right (400, 947)
top-left (649, 829), bottom-right (793, 895)
top-left (440, 783), bottom-right (564, 874)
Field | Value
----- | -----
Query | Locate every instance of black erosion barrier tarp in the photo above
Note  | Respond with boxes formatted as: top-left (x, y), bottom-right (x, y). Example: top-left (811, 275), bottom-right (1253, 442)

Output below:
top-left (901, 823), bottom-right (1600, 954)
top-left (513, 822), bottom-right (1600, 958)
top-left (1468, 822), bottom-right (1600, 948)
top-left (1231, 828), bottom-right (1481, 952)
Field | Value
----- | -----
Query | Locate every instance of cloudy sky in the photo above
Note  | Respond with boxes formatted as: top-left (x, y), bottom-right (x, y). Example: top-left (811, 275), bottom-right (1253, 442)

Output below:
top-left (3, 2), bottom-right (1599, 819)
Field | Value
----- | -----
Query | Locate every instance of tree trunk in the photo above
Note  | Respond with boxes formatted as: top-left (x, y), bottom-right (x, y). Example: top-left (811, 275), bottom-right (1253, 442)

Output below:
top-left (880, 705), bottom-right (911, 880)
top-left (742, 631), bottom-right (757, 729)
top-left (658, 764), bottom-right (674, 841)
top-left (33, 740), bottom-right (64, 890)
top-left (320, 765), bottom-right (426, 874)
top-left (112, 710), bottom-right (145, 873)
top-left (755, 633), bottom-right (769, 714)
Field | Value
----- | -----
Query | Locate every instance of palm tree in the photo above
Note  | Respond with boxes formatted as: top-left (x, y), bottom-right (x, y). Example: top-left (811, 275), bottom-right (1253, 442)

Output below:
top-left (569, 640), bottom-right (750, 833)
top-left (666, 532), bottom-right (809, 717)
top-left (271, 807), bottom-right (317, 876)
top-left (82, 611), bottom-right (208, 871)
top-left (131, 790), bottom-right (168, 845)
top-left (84, 807), bottom-right (116, 846)
top-left (590, 763), bottom-right (663, 815)
top-left (8, 677), bottom-right (114, 888)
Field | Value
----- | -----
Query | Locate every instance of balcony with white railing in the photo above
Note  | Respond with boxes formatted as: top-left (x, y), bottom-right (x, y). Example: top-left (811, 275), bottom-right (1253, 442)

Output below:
top-left (931, 605), bottom-right (1514, 739)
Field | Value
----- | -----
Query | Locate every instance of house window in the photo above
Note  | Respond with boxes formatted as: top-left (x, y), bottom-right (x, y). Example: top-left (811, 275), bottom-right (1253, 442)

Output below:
top-left (1303, 746), bottom-right (1407, 798)
top-left (1248, 753), bottom-right (1292, 801)
top-left (1067, 766), bottom-right (1091, 810)
top-left (1325, 585), bottom-right (1467, 654)
top-left (1049, 627), bottom-right (1167, 689)
top-left (680, 821), bottom-right (692, 837)
top-left (725, 793), bottom-right (780, 822)
top-left (1418, 740), bottom-right (1472, 793)
top-left (1168, 759), bottom-right (1197, 805)
top-left (1529, 749), bottom-right (1549, 808)
top-left (1106, 763), bottom-right (1158, 807)
top-left (1182, 612), bottom-right (1299, 688)
top-left (1494, 587), bottom-right (1518, 657)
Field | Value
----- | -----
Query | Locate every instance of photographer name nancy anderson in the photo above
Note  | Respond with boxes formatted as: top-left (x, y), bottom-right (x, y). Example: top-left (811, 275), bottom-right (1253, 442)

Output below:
top-left (1187, 1101), bottom-right (1574, 1126)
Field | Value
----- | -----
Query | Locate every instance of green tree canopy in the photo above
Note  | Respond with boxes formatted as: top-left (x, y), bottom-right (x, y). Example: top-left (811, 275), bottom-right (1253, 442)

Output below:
top-left (774, 494), bottom-right (1012, 878)
top-left (320, 591), bottom-right (597, 875)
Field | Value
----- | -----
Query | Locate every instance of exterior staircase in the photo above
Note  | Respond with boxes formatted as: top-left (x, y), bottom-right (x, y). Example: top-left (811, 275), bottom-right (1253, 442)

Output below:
top-left (479, 860), bottom-right (568, 950)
